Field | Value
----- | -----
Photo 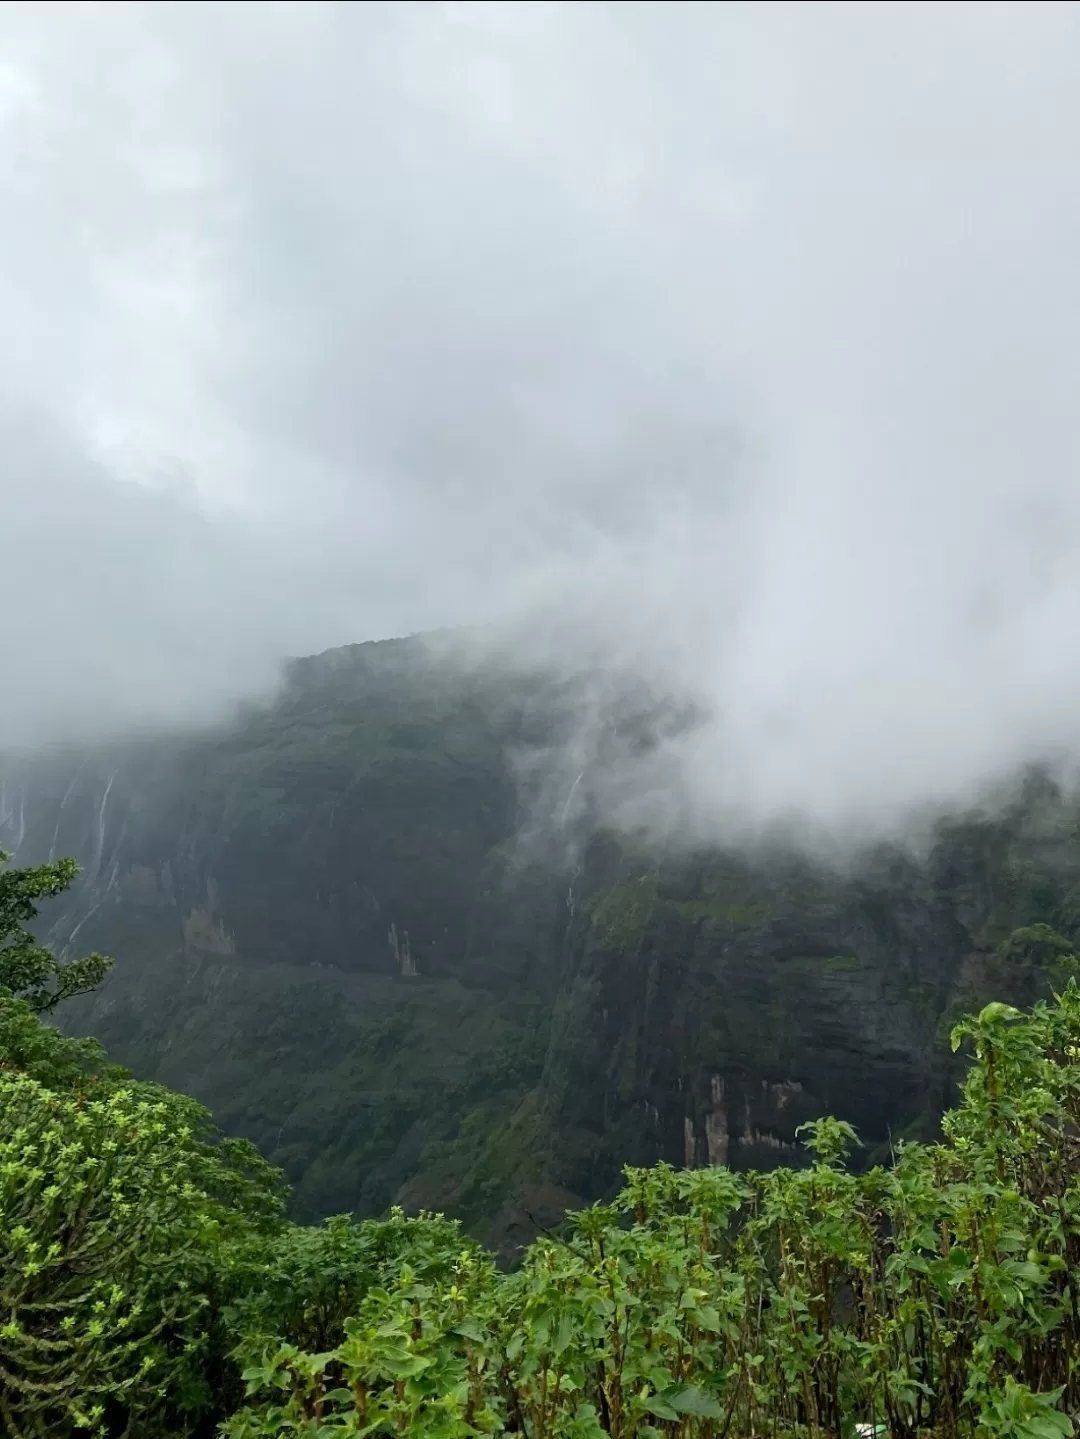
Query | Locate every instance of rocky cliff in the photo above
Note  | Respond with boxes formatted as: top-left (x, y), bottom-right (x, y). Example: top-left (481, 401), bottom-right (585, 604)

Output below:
top-left (2, 635), bottom-right (1077, 1253)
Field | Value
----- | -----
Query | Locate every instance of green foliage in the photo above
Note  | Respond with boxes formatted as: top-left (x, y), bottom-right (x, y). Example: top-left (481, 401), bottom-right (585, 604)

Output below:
top-left (0, 1069), bottom-right (233, 1436)
top-left (0, 857), bottom-right (286, 1436)
top-left (795, 1114), bottom-right (861, 1165)
top-left (226, 1209), bottom-right (477, 1356)
top-left (0, 991), bottom-right (126, 1091)
top-left (227, 984), bottom-right (1080, 1439)
top-left (14, 971), bottom-right (1080, 1436)
top-left (15, 844), bottom-right (1080, 1435)
top-left (0, 1019), bottom-right (286, 1438)
top-left (0, 850), bottom-right (112, 1012)
top-left (823, 953), bottom-right (861, 973)
top-left (586, 878), bottom-right (658, 953)
top-left (993, 924), bottom-right (1080, 996)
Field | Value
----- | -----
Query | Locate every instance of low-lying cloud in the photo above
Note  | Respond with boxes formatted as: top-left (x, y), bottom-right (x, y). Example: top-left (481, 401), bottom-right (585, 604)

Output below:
top-left (3, 1), bottom-right (1080, 838)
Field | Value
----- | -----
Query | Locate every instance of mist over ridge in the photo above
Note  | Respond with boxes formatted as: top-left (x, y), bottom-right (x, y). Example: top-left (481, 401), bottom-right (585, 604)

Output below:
top-left (3, 2), bottom-right (1080, 843)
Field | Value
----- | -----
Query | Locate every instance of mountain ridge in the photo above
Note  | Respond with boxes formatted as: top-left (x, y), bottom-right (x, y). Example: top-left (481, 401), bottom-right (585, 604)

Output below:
top-left (2, 633), bottom-right (1076, 1253)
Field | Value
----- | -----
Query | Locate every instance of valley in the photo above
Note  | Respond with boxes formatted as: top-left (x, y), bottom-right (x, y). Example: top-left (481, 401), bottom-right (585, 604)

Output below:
top-left (3, 633), bottom-right (1075, 1253)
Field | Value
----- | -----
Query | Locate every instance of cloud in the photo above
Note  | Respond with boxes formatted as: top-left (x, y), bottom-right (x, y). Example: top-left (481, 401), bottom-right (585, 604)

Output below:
top-left (2, 1), bottom-right (1080, 835)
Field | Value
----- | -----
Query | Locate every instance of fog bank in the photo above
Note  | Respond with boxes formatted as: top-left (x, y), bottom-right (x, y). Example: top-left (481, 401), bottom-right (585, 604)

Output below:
top-left (3, 2), bottom-right (1080, 836)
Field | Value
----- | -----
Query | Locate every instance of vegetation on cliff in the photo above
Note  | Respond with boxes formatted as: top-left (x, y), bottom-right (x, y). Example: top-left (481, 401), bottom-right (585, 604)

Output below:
top-left (7, 851), bottom-right (1080, 1437)
top-left (8, 640), bottom-right (1080, 1251)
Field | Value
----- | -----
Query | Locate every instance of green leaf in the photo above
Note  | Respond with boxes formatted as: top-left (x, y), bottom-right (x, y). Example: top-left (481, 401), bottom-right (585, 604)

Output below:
top-left (978, 1002), bottom-right (1022, 1026)
top-left (1025, 1417), bottom-right (1072, 1439)
top-left (454, 1319), bottom-right (487, 1344)
top-left (553, 1310), bottom-right (576, 1356)
top-left (670, 1386), bottom-right (723, 1418)
top-left (643, 1394), bottom-right (681, 1422)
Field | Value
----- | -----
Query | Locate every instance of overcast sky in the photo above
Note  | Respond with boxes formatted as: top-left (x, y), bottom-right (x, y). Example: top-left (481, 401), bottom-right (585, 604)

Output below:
top-left (3, 1), bottom-right (1080, 834)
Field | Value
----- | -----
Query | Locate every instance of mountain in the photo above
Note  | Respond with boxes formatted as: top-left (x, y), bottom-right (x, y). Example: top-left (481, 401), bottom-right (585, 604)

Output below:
top-left (2, 634), bottom-right (1078, 1255)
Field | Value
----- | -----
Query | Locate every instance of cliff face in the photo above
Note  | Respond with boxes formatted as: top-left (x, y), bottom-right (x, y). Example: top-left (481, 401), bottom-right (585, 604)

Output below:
top-left (2, 636), bottom-right (1078, 1252)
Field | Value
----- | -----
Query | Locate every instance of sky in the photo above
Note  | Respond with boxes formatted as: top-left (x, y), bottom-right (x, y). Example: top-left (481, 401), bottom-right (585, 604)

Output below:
top-left (3, 0), bottom-right (1080, 836)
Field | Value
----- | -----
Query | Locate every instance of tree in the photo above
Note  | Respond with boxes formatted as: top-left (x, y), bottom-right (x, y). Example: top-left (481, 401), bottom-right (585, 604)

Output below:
top-left (0, 850), bottom-right (112, 1012)
top-left (0, 1070), bottom-right (227, 1437)
top-left (0, 849), bottom-right (286, 1435)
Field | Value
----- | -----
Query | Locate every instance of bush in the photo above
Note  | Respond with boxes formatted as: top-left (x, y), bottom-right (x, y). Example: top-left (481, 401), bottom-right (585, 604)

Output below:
top-left (8, 842), bottom-right (1080, 1437)
top-left (225, 986), bottom-right (1080, 1439)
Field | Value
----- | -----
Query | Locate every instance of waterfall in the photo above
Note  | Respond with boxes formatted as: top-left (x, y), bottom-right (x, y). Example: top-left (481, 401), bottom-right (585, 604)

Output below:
top-left (90, 768), bottom-right (119, 883)
top-left (560, 769), bottom-right (585, 828)
top-left (48, 764), bottom-right (85, 862)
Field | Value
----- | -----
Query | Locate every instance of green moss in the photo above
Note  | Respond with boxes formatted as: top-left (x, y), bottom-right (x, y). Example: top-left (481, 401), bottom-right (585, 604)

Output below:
top-left (823, 954), bottom-right (861, 973)
top-left (586, 877), bottom-right (658, 953)
top-left (976, 860), bottom-right (1065, 949)
top-left (667, 897), bottom-right (771, 930)
top-left (787, 953), bottom-right (859, 976)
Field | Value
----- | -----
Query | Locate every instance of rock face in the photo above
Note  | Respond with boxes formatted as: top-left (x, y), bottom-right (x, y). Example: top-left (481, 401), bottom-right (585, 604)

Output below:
top-left (2, 635), bottom-right (1078, 1253)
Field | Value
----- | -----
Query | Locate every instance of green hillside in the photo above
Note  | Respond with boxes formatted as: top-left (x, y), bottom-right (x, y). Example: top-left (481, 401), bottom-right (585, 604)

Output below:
top-left (3, 635), bottom-right (1079, 1254)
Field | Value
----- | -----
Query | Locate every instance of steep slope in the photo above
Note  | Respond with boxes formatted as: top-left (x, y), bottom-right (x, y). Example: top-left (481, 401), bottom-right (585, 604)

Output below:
top-left (2, 636), bottom-right (1078, 1252)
